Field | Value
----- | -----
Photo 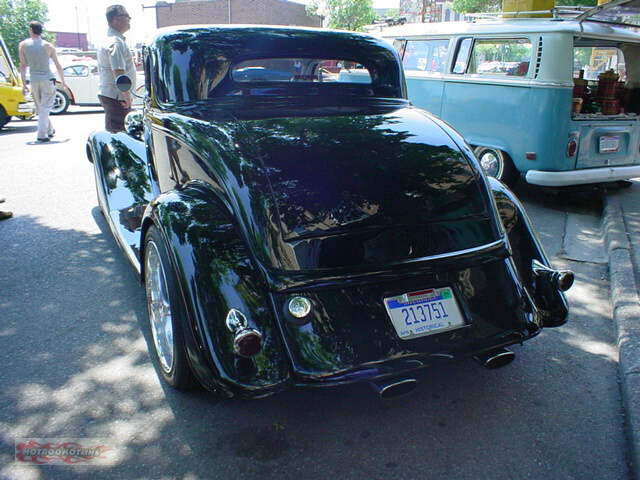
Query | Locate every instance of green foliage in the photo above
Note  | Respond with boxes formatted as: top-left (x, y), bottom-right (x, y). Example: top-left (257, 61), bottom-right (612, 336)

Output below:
top-left (452, 0), bottom-right (499, 14)
top-left (0, 0), bottom-right (53, 65)
top-left (452, 0), bottom-right (596, 14)
top-left (308, 0), bottom-right (376, 31)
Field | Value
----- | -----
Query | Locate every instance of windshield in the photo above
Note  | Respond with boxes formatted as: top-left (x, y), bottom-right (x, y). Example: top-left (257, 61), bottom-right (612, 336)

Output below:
top-left (581, 0), bottom-right (640, 28)
top-left (0, 36), bottom-right (17, 84)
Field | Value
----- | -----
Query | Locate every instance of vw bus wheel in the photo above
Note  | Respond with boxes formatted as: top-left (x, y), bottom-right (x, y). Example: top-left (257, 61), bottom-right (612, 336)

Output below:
top-left (143, 225), bottom-right (195, 389)
top-left (474, 146), bottom-right (517, 186)
top-left (51, 89), bottom-right (69, 115)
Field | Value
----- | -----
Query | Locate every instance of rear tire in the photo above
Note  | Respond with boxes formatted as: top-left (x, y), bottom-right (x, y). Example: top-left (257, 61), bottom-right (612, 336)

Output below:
top-left (474, 146), bottom-right (518, 187)
top-left (143, 225), bottom-right (196, 390)
top-left (51, 89), bottom-right (70, 115)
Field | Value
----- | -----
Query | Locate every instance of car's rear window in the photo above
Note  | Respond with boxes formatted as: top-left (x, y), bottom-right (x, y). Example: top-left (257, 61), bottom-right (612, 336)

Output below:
top-left (231, 58), bottom-right (372, 84)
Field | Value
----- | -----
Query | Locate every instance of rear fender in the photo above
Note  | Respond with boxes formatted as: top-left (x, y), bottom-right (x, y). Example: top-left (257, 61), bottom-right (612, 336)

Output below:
top-left (488, 177), bottom-right (569, 327)
top-left (140, 183), bottom-right (291, 397)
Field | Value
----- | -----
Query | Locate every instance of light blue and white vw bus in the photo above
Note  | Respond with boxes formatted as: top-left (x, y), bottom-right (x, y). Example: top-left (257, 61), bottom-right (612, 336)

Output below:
top-left (383, 0), bottom-right (640, 186)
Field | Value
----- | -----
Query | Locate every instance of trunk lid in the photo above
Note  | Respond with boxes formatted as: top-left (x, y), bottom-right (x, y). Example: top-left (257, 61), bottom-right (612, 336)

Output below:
top-left (233, 106), bottom-right (501, 271)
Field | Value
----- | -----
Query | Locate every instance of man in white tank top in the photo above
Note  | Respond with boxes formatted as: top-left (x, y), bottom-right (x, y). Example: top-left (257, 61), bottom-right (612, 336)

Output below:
top-left (19, 21), bottom-right (66, 142)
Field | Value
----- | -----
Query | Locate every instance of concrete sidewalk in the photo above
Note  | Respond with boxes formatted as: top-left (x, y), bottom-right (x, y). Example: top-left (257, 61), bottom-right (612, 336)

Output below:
top-left (605, 180), bottom-right (640, 478)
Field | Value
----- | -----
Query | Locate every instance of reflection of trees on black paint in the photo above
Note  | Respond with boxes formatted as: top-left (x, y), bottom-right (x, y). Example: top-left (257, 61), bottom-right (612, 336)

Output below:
top-left (110, 139), bottom-right (151, 205)
top-left (160, 192), bottom-right (288, 385)
top-left (235, 113), bottom-right (482, 237)
top-left (158, 103), bottom-right (494, 269)
top-left (154, 26), bottom-right (404, 102)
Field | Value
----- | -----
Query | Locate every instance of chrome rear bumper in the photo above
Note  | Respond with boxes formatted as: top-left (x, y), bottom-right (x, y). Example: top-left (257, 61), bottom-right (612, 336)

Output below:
top-left (526, 166), bottom-right (640, 187)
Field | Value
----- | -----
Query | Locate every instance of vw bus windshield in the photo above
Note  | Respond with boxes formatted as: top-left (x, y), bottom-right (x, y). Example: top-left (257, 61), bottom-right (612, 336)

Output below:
top-left (579, 0), bottom-right (640, 28)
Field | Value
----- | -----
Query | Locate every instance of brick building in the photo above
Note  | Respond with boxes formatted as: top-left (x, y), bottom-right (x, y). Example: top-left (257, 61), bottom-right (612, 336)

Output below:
top-left (51, 31), bottom-right (88, 51)
top-left (155, 0), bottom-right (323, 28)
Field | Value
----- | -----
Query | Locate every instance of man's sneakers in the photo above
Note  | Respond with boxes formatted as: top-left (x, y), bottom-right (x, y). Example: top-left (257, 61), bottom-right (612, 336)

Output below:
top-left (0, 211), bottom-right (13, 221)
top-left (36, 130), bottom-right (55, 142)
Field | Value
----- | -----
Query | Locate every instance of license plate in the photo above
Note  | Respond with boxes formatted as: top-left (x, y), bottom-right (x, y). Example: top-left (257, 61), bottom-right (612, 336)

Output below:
top-left (599, 135), bottom-right (620, 153)
top-left (383, 287), bottom-right (466, 340)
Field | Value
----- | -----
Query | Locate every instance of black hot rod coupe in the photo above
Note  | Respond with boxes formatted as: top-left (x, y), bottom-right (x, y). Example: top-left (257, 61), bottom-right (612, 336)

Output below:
top-left (87, 25), bottom-right (573, 399)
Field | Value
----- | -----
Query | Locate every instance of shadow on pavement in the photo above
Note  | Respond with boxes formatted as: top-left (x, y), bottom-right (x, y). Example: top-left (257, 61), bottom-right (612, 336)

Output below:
top-left (25, 139), bottom-right (71, 145)
top-left (0, 199), bottom-right (627, 480)
top-left (0, 124), bottom-right (37, 135)
top-left (62, 109), bottom-right (104, 115)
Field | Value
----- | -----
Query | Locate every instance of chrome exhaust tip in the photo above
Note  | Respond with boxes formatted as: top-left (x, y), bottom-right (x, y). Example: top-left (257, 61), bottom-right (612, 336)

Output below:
top-left (474, 347), bottom-right (515, 369)
top-left (369, 378), bottom-right (418, 399)
top-left (532, 259), bottom-right (574, 292)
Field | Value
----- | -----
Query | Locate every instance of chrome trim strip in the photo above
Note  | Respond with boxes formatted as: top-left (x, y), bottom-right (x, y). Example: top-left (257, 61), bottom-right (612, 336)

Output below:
top-left (526, 165), bottom-right (640, 186)
top-left (271, 238), bottom-right (508, 292)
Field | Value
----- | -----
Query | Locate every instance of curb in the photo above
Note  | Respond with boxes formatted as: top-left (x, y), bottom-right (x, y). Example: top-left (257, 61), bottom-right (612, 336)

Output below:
top-left (604, 192), bottom-right (640, 478)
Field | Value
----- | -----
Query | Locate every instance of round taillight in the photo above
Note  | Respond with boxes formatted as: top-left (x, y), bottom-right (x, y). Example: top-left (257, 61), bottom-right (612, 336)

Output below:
top-left (288, 296), bottom-right (312, 318)
top-left (233, 329), bottom-right (263, 358)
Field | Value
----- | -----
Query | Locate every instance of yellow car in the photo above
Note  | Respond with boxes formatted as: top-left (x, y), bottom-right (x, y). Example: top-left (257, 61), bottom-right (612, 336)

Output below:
top-left (0, 35), bottom-right (35, 128)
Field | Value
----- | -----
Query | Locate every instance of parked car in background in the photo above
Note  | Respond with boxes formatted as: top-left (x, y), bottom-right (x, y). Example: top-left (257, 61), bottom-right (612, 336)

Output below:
top-left (383, 0), bottom-right (640, 186)
top-left (0, 35), bottom-right (35, 128)
top-left (87, 25), bottom-right (573, 400)
top-left (52, 59), bottom-right (144, 114)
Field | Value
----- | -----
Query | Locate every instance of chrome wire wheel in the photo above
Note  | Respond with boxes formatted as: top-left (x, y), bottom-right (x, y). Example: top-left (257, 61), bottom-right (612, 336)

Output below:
top-left (144, 240), bottom-right (175, 374)
top-left (475, 147), bottom-right (504, 179)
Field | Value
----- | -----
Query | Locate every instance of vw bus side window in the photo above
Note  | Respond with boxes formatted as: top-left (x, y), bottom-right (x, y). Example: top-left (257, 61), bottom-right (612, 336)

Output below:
top-left (574, 46), bottom-right (625, 81)
top-left (468, 38), bottom-right (532, 77)
top-left (452, 37), bottom-right (473, 74)
top-left (402, 39), bottom-right (449, 73)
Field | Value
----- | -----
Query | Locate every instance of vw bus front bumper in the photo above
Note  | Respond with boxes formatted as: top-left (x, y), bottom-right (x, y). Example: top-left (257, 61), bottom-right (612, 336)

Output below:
top-left (526, 166), bottom-right (640, 187)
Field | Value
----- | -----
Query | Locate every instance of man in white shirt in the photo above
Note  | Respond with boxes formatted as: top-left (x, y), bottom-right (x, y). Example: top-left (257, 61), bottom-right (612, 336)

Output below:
top-left (96, 5), bottom-right (136, 132)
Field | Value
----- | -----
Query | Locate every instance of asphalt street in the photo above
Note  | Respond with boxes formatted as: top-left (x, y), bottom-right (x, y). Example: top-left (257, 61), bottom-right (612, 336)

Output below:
top-left (0, 109), bottom-right (629, 479)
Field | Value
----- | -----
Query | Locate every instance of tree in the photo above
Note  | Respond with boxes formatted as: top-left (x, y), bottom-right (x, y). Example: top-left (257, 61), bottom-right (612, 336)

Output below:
top-left (307, 0), bottom-right (376, 31)
top-left (0, 0), bottom-right (53, 65)
top-left (452, 0), bottom-right (596, 14)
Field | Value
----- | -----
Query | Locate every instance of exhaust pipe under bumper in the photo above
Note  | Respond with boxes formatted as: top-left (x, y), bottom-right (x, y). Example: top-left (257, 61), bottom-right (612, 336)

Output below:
top-left (474, 347), bottom-right (515, 369)
top-left (369, 377), bottom-right (418, 399)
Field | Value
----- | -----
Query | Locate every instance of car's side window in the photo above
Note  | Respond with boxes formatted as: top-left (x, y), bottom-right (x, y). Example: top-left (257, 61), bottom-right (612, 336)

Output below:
top-left (63, 65), bottom-right (88, 77)
top-left (452, 37), bottom-right (473, 74)
top-left (393, 39), bottom-right (406, 58)
top-left (402, 39), bottom-right (449, 73)
top-left (467, 38), bottom-right (532, 77)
